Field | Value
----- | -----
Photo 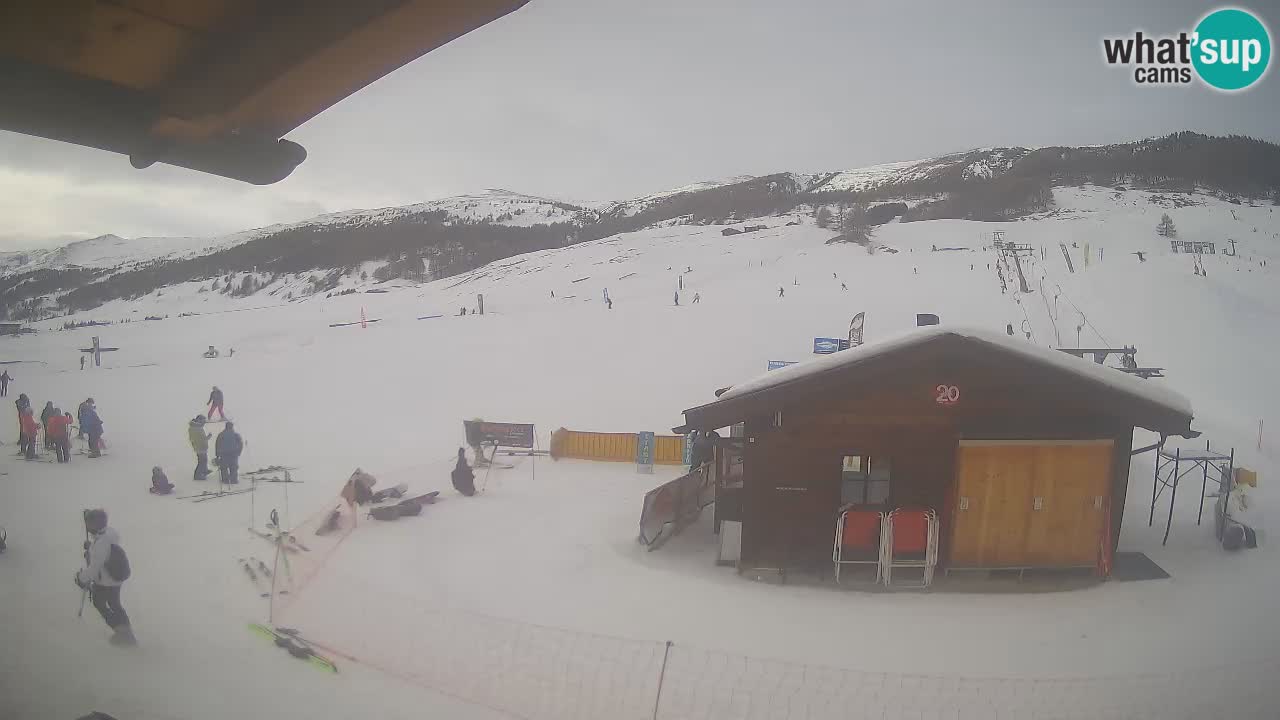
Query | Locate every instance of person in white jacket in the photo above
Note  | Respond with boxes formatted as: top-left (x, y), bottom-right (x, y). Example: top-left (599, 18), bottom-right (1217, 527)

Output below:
top-left (76, 509), bottom-right (135, 646)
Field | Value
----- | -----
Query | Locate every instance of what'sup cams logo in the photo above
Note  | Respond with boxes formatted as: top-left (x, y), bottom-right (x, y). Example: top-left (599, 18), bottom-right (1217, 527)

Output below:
top-left (1104, 7), bottom-right (1271, 91)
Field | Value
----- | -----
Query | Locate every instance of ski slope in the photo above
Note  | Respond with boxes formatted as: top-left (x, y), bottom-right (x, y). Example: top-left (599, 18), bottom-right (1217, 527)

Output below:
top-left (1, 186), bottom-right (1278, 719)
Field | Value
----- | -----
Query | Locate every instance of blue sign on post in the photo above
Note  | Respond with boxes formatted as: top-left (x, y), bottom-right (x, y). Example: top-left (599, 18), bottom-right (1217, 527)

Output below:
top-left (813, 337), bottom-right (842, 354)
top-left (637, 431), bottom-right (655, 474)
top-left (813, 338), bottom-right (852, 354)
top-left (768, 360), bottom-right (799, 371)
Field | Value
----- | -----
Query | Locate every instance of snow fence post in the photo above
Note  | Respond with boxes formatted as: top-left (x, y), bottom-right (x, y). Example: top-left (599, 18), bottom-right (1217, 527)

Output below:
top-left (652, 640), bottom-right (673, 720)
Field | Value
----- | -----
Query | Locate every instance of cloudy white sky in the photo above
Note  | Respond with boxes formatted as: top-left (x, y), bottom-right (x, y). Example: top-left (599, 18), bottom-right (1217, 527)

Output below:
top-left (2, 0), bottom-right (1278, 249)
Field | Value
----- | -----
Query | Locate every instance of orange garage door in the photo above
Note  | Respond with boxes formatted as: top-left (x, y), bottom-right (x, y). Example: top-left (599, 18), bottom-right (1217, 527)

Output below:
top-left (950, 441), bottom-right (1112, 569)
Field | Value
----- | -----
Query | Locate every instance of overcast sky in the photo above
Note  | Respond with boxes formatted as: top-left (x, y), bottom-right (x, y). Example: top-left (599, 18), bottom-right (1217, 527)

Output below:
top-left (2, 0), bottom-right (1277, 249)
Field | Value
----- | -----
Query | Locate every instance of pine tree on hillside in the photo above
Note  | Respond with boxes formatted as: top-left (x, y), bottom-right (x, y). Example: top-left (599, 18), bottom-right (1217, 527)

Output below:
top-left (843, 203), bottom-right (875, 243)
top-left (815, 206), bottom-right (833, 228)
top-left (1156, 213), bottom-right (1177, 238)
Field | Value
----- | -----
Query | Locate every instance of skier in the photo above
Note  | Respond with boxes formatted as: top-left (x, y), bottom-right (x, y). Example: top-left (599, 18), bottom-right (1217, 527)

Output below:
top-left (80, 355), bottom-right (86, 370)
top-left (692, 292), bottom-right (701, 304)
top-left (550, 290), bottom-right (555, 298)
top-left (673, 291), bottom-right (679, 306)
top-left (149, 467), bottom-right (174, 495)
top-left (451, 448), bottom-right (476, 497)
top-left (81, 400), bottom-right (104, 458)
top-left (1006, 323), bottom-right (1015, 336)
top-left (778, 287), bottom-right (785, 298)
top-left (606, 297), bottom-right (613, 310)
top-left (77, 398), bottom-right (91, 440)
top-left (841, 283), bottom-right (847, 291)
top-left (47, 410), bottom-right (72, 463)
top-left (0, 369), bottom-right (9, 397)
top-left (14, 393), bottom-right (30, 444)
top-left (40, 401), bottom-right (55, 450)
top-left (188, 415), bottom-right (212, 480)
top-left (76, 509), bottom-right (135, 646)
top-left (215, 421), bottom-right (243, 485)
top-left (207, 386), bottom-right (225, 421)
top-left (18, 407), bottom-right (38, 460)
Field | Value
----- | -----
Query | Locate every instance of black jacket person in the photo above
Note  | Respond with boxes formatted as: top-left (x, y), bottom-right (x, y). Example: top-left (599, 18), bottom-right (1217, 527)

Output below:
top-left (214, 422), bottom-right (244, 484)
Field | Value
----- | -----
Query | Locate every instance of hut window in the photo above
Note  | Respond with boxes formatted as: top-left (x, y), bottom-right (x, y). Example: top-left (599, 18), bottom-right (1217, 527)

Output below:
top-left (841, 455), bottom-right (892, 506)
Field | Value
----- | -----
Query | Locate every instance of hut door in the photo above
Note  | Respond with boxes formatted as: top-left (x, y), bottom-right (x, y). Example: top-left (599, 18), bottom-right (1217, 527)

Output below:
top-left (951, 441), bottom-right (1112, 569)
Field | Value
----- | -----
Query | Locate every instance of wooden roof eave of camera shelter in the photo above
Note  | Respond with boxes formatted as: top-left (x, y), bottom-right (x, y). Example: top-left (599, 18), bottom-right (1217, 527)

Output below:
top-left (0, 0), bottom-right (530, 184)
top-left (674, 327), bottom-right (1195, 439)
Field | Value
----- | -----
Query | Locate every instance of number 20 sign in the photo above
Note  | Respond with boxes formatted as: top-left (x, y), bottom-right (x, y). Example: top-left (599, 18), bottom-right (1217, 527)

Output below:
top-left (935, 384), bottom-right (961, 406)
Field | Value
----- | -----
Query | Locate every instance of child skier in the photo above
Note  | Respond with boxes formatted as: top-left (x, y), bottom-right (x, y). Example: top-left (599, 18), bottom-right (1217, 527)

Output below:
top-left (18, 407), bottom-right (39, 459)
top-left (207, 386), bottom-right (225, 421)
top-left (149, 467), bottom-right (174, 495)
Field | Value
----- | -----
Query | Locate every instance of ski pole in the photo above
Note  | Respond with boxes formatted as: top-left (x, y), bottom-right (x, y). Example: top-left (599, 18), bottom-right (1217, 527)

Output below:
top-left (77, 520), bottom-right (89, 618)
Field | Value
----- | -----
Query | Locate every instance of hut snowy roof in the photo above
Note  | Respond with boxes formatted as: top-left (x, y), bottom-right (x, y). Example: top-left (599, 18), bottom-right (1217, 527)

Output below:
top-left (676, 326), bottom-right (1194, 437)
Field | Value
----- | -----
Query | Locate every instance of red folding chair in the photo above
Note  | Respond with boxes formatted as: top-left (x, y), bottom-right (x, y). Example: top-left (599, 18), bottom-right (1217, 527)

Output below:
top-left (832, 509), bottom-right (887, 584)
top-left (883, 507), bottom-right (939, 588)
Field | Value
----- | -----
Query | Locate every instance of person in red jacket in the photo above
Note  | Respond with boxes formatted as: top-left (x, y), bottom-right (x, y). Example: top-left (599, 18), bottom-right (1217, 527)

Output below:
top-left (46, 409), bottom-right (73, 463)
top-left (18, 407), bottom-right (39, 460)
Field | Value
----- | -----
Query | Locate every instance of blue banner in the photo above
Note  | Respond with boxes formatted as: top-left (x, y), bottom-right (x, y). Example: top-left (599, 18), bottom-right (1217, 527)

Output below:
top-left (637, 431), bottom-right (656, 473)
top-left (768, 360), bottom-right (799, 371)
top-left (813, 337), bottom-right (847, 354)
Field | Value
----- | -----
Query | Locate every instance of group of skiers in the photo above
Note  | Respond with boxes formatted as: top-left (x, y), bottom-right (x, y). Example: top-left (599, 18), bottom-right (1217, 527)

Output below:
top-left (13, 394), bottom-right (102, 461)
top-left (187, 386), bottom-right (240, 484)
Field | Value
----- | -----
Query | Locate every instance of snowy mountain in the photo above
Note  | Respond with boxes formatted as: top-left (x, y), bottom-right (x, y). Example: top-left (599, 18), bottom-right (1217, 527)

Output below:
top-left (2, 132), bottom-right (1278, 319)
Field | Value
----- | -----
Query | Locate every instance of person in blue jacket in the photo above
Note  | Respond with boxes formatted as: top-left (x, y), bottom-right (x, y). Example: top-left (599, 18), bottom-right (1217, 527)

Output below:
top-left (215, 422), bottom-right (244, 485)
top-left (81, 400), bottom-right (105, 458)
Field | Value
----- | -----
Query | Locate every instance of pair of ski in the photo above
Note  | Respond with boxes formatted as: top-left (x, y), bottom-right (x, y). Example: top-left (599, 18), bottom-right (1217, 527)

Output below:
top-left (248, 624), bottom-right (338, 673)
top-left (248, 527), bottom-right (310, 553)
top-left (239, 556), bottom-right (285, 598)
top-left (177, 487), bottom-right (255, 502)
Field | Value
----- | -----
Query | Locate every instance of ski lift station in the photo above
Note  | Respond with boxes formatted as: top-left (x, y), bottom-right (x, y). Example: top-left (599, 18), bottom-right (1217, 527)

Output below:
top-left (671, 325), bottom-right (1197, 587)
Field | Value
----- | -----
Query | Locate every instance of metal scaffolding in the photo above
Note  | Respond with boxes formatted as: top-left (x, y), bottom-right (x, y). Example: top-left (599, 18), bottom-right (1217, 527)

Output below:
top-left (1149, 440), bottom-right (1234, 546)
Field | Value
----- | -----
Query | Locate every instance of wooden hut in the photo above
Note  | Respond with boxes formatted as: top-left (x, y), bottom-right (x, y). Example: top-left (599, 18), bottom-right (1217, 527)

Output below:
top-left (674, 327), bottom-right (1195, 579)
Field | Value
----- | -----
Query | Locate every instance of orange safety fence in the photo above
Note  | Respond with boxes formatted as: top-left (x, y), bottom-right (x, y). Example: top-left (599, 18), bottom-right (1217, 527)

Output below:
top-left (550, 428), bottom-right (686, 465)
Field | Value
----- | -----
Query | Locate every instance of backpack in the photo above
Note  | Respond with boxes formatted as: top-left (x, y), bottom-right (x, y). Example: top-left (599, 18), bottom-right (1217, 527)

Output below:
top-left (105, 543), bottom-right (131, 582)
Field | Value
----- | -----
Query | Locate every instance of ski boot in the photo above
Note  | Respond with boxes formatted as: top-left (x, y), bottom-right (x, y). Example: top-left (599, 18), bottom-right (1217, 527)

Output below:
top-left (109, 625), bottom-right (137, 646)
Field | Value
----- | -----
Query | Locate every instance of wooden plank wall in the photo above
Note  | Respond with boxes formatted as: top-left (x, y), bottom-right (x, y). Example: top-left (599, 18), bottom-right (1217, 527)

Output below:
top-left (551, 429), bottom-right (685, 464)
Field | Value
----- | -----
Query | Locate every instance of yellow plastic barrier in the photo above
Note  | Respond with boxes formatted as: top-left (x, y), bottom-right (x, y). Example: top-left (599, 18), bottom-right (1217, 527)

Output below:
top-left (551, 428), bottom-right (686, 465)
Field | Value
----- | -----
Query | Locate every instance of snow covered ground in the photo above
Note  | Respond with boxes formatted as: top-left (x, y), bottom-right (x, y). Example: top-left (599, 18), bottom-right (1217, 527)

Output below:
top-left (2, 186), bottom-right (1278, 719)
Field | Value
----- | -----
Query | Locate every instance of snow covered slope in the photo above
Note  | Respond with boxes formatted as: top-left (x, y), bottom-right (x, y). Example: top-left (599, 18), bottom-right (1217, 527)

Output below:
top-left (806, 147), bottom-right (1033, 193)
top-left (2, 185), bottom-right (1278, 720)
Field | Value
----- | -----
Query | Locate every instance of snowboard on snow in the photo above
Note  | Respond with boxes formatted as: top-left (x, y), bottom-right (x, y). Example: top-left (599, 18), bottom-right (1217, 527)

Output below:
top-left (368, 491), bottom-right (439, 521)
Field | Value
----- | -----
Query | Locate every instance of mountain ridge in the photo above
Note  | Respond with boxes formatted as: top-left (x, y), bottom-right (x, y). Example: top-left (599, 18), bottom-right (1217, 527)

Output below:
top-left (2, 131), bottom-right (1278, 318)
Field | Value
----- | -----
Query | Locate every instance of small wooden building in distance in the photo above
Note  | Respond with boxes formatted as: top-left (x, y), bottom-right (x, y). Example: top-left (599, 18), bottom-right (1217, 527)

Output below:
top-left (674, 327), bottom-right (1195, 577)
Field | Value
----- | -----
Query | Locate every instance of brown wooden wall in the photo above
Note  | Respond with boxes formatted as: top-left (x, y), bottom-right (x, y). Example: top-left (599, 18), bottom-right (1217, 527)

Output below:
top-left (733, 341), bottom-right (1144, 573)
